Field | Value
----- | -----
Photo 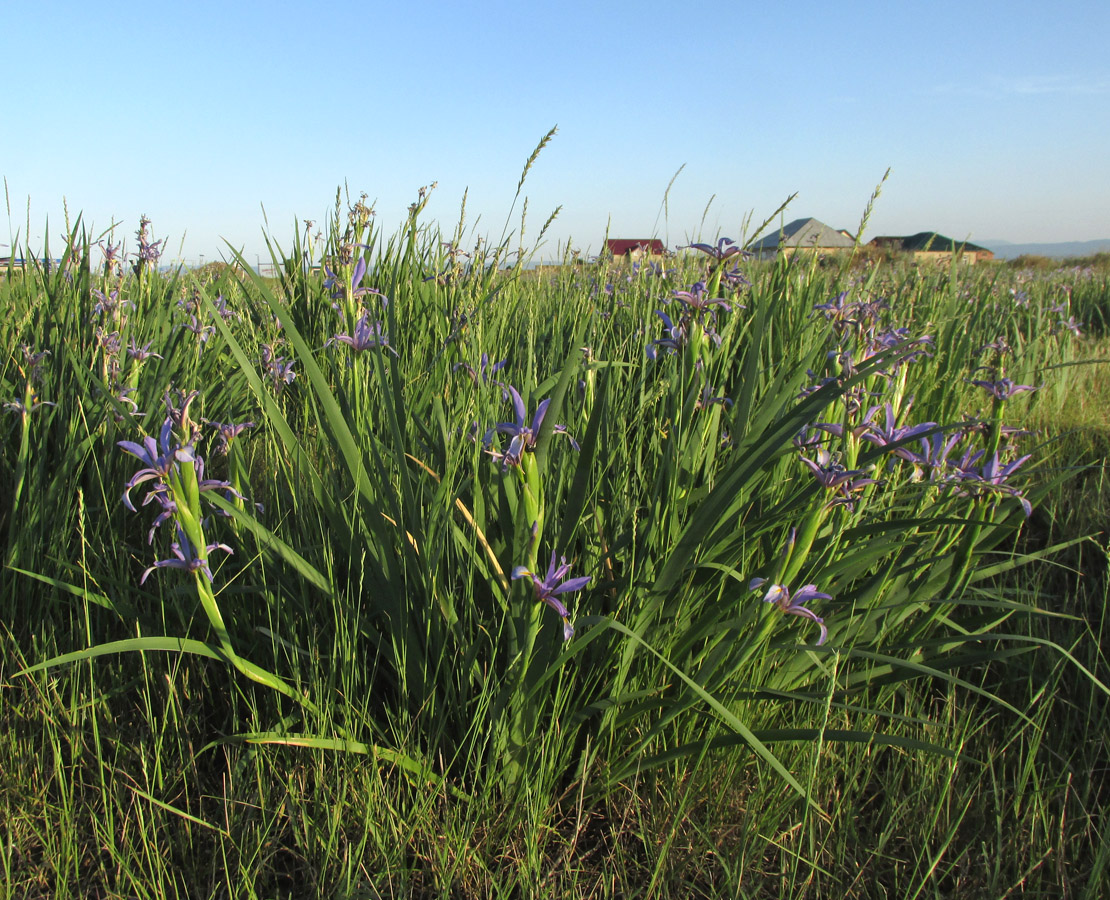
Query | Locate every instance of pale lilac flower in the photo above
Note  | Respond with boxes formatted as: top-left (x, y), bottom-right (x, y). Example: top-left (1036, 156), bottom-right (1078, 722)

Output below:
top-left (127, 339), bottom-right (163, 362)
top-left (213, 294), bottom-right (237, 320)
top-left (91, 287), bottom-right (128, 317)
top-left (646, 309), bottom-right (685, 359)
top-left (132, 215), bottom-right (164, 273)
top-left (453, 353), bottom-right (507, 385)
top-left (978, 338), bottom-right (1012, 356)
top-left (721, 265), bottom-right (750, 290)
top-left (181, 315), bottom-right (216, 343)
top-left (205, 420), bottom-right (256, 455)
top-left (860, 404), bottom-right (939, 461)
top-left (95, 328), bottom-right (122, 356)
top-left (798, 448), bottom-right (877, 510)
top-left (3, 391), bottom-right (56, 416)
top-left (901, 429), bottom-right (966, 481)
top-left (672, 282), bottom-right (732, 315)
top-left (164, 390), bottom-right (200, 434)
top-left (329, 309), bottom-right (398, 355)
top-left (98, 240), bottom-right (122, 273)
top-left (684, 237), bottom-right (746, 262)
top-left (1058, 316), bottom-right (1083, 337)
top-left (261, 344), bottom-right (296, 391)
top-left (749, 578), bottom-right (830, 645)
top-left (118, 419), bottom-right (196, 511)
top-left (140, 525), bottom-right (232, 584)
top-left (485, 385), bottom-right (578, 469)
top-left (813, 291), bottom-right (852, 322)
top-left (512, 551), bottom-right (591, 641)
top-left (324, 256), bottom-right (379, 304)
top-left (110, 387), bottom-right (143, 422)
top-left (21, 346), bottom-right (51, 377)
top-left (970, 377), bottom-right (1039, 401)
top-left (141, 490), bottom-right (177, 543)
top-left (948, 450), bottom-right (1033, 516)
top-left (866, 329), bottom-right (934, 366)
top-left (695, 382), bottom-right (732, 411)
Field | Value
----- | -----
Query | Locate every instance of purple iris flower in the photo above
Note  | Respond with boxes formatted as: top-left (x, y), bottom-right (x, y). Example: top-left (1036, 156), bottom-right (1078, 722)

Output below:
top-left (141, 489), bottom-right (177, 544)
top-left (205, 420), bottom-right (256, 455)
top-left (91, 287), bottom-right (128, 317)
top-left (95, 328), bottom-right (122, 356)
top-left (3, 390), bottom-right (56, 416)
top-left (324, 256), bottom-right (379, 304)
top-left (798, 449), bottom-right (877, 510)
top-left (695, 383), bottom-right (733, 410)
top-left (512, 551), bottom-right (591, 641)
top-left (970, 377), bottom-right (1039, 401)
top-left (192, 455), bottom-right (240, 499)
top-left (453, 353), bottom-right (507, 385)
top-left (21, 346), bottom-right (50, 375)
top-left (261, 344), bottom-right (296, 391)
top-left (721, 265), bottom-right (750, 290)
top-left (978, 338), bottom-right (1012, 356)
top-left (901, 429), bottom-right (966, 481)
top-left (1058, 316), bottom-right (1083, 337)
top-left (867, 329), bottom-right (934, 365)
top-left (110, 388), bottom-right (143, 423)
top-left (485, 386), bottom-right (578, 469)
top-left (948, 450), bottom-right (1033, 516)
top-left (181, 315), bottom-right (216, 343)
top-left (212, 294), bottom-right (238, 321)
top-left (132, 216), bottom-right (164, 273)
top-left (140, 525), bottom-right (232, 584)
top-left (98, 240), bottom-right (122, 273)
top-left (329, 310), bottom-right (398, 355)
top-left (672, 282), bottom-right (732, 315)
top-left (127, 339), bottom-right (163, 362)
top-left (684, 237), bottom-right (746, 262)
top-left (813, 291), bottom-right (854, 324)
top-left (646, 309), bottom-right (686, 359)
top-left (749, 578), bottom-right (830, 645)
top-left (165, 390), bottom-right (200, 434)
top-left (860, 404), bottom-right (939, 462)
top-left (118, 419), bottom-right (196, 511)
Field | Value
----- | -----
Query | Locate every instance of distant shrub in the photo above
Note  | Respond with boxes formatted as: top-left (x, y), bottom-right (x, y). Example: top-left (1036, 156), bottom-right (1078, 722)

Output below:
top-left (1061, 251), bottom-right (1110, 272)
top-left (1007, 254), bottom-right (1056, 271)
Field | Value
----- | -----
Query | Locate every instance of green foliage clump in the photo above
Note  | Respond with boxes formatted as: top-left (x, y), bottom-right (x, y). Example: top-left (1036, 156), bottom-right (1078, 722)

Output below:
top-left (1, 191), bottom-right (1107, 896)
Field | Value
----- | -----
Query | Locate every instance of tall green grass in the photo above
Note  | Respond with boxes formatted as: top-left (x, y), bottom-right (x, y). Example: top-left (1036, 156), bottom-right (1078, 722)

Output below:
top-left (2, 173), bottom-right (1108, 895)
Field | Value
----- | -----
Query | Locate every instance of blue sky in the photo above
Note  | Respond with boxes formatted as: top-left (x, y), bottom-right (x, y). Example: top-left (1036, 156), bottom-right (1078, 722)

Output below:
top-left (3, 0), bottom-right (1108, 263)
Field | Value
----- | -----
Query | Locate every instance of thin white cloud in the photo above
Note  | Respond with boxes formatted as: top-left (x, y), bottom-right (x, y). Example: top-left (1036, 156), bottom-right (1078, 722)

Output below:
top-left (990, 74), bottom-right (1110, 95)
top-left (926, 74), bottom-right (1110, 98)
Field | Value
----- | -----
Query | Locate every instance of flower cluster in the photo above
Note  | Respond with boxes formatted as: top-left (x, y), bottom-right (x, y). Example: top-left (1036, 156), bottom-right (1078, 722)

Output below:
top-left (802, 399), bottom-right (1035, 517)
top-left (646, 282), bottom-right (737, 359)
top-left (118, 395), bottom-right (241, 581)
top-left (131, 215), bottom-right (164, 275)
top-left (260, 343), bottom-right (296, 393)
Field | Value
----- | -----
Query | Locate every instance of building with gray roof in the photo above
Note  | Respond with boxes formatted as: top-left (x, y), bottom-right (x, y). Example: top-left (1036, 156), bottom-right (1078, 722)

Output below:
top-left (750, 218), bottom-right (856, 258)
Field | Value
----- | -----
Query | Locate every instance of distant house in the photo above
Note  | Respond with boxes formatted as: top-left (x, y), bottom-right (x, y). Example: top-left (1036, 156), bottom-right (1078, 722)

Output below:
top-left (749, 218), bottom-right (856, 259)
top-left (605, 239), bottom-right (666, 262)
top-left (0, 257), bottom-right (27, 278)
top-left (870, 233), bottom-right (994, 265)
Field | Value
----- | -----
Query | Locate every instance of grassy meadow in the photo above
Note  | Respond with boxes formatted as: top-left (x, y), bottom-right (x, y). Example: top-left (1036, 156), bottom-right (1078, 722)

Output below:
top-left (1, 180), bottom-right (1109, 897)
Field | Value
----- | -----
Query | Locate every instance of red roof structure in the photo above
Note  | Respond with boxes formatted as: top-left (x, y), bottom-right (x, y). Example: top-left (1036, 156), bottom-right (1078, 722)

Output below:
top-left (605, 238), bottom-right (666, 258)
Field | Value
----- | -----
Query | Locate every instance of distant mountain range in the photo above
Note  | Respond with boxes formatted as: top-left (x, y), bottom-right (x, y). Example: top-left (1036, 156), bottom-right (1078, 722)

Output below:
top-left (980, 238), bottom-right (1110, 260)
